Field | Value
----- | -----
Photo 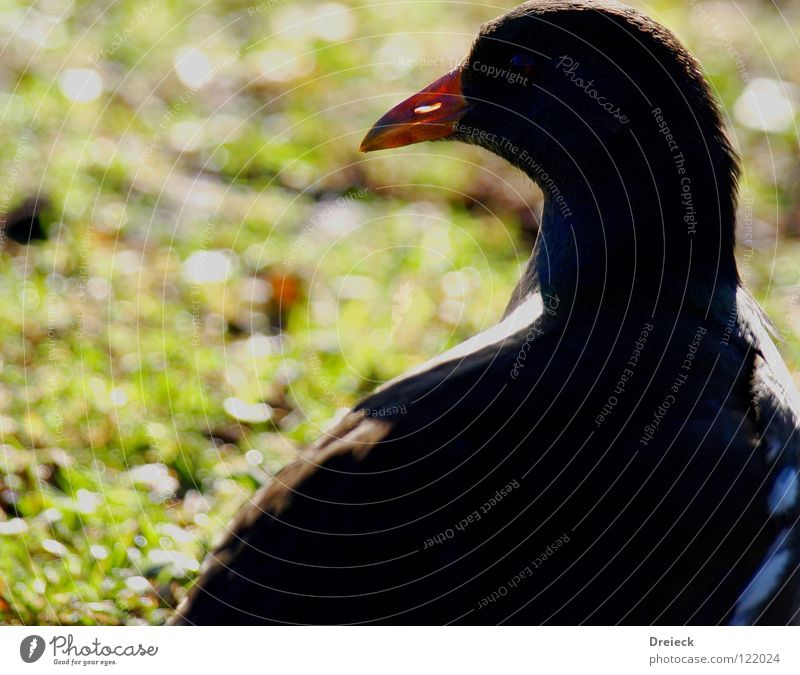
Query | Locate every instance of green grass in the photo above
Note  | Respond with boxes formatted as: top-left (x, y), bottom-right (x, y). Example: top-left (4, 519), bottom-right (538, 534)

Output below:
top-left (0, 0), bottom-right (799, 624)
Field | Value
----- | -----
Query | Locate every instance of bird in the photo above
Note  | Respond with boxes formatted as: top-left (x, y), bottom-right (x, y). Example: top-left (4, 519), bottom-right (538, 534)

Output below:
top-left (171, 0), bottom-right (800, 625)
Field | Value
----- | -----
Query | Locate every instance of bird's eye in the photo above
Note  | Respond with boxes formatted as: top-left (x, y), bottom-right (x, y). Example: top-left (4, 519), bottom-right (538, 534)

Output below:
top-left (509, 54), bottom-right (535, 78)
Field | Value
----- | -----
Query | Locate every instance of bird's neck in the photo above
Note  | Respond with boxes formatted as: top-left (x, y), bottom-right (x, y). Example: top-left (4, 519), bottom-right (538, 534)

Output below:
top-left (509, 143), bottom-right (739, 322)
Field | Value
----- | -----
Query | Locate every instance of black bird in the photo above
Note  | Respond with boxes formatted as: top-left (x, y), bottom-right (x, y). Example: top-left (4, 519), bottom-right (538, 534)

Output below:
top-left (172, 0), bottom-right (800, 625)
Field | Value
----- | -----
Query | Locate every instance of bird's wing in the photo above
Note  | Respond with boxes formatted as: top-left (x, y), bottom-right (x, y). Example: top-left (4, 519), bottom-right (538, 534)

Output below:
top-left (730, 293), bottom-right (800, 625)
top-left (170, 410), bottom-right (393, 624)
top-left (170, 297), bottom-right (548, 625)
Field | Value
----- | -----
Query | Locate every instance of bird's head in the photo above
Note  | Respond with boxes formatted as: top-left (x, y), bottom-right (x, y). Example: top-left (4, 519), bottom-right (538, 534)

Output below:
top-left (361, 1), bottom-right (742, 308)
top-left (361, 0), bottom-right (738, 213)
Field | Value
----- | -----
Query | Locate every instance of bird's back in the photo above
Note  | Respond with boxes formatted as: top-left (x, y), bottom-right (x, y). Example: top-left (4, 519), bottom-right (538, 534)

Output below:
top-left (173, 292), bottom-right (800, 624)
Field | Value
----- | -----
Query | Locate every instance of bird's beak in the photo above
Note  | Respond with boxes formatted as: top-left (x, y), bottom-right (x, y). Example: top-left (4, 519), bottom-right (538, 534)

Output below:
top-left (359, 68), bottom-right (469, 152)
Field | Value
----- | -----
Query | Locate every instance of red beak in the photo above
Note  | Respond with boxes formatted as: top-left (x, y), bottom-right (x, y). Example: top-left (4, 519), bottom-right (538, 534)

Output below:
top-left (359, 68), bottom-right (469, 152)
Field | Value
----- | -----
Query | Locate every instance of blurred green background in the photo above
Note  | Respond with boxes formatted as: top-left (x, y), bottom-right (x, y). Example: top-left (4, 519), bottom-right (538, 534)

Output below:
top-left (0, 0), bottom-right (798, 624)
